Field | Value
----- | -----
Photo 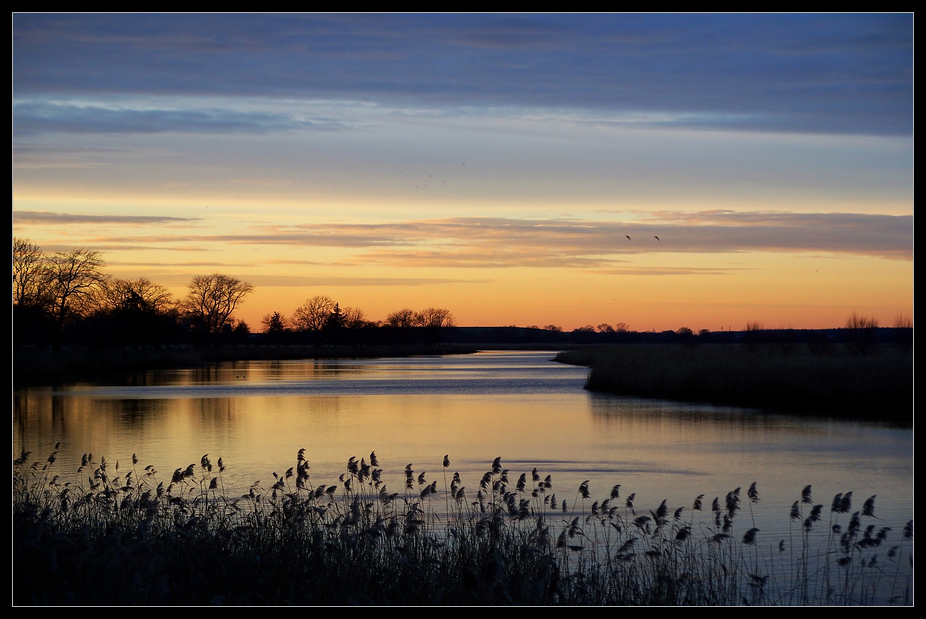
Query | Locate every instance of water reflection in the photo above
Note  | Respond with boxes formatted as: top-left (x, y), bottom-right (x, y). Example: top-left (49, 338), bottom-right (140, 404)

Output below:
top-left (14, 351), bottom-right (912, 540)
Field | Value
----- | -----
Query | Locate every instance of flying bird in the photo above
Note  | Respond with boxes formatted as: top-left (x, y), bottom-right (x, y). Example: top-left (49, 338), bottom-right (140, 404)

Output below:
top-left (654, 235), bottom-right (660, 241)
top-left (626, 235), bottom-right (631, 240)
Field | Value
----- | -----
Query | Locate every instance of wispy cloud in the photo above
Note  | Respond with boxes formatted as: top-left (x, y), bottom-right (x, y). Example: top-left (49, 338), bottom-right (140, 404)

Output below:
top-left (46, 212), bottom-right (909, 266)
top-left (594, 266), bottom-right (749, 276)
top-left (13, 210), bottom-right (198, 225)
top-left (238, 213), bottom-right (913, 263)
top-left (249, 275), bottom-right (487, 287)
top-left (13, 100), bottom-right (348, 137)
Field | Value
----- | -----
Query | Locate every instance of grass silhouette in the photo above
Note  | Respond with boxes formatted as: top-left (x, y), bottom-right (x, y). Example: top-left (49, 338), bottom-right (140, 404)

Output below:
top-left (14, 448), bottom-right (913, 605)
top-left (557, 344), bottom-right (912, 424)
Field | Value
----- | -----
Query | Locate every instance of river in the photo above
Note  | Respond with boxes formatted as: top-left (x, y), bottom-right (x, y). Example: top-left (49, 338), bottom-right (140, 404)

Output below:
top-left (13, 350), bottom-right (913, 548)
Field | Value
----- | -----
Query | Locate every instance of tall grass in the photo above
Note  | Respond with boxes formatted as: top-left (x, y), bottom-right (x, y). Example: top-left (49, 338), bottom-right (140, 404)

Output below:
top-left (14, 448), bottom-right (913, 605)
top-left (556, 344), bottom-right (912, 424)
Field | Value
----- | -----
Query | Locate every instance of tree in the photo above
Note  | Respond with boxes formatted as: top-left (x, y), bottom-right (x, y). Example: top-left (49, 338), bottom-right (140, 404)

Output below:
top-left (261, 311), bottom-right (288, 333)
top-left (13, 237), bottom-right (51, 309)
top-left (341, 306), bottom-right (368, 329)
top-left (894, 314), bottom-right (912, 355)
top-left (14, 238), bottom-right (55, 347)
top-left (743, 321), bottom-right (764, 353)
top-left (184, 274), bottom-right (254, 338)
top-left (845, 311), bottom-right (879, 356)
top-left (385, 308), bottom-right (422, 328)
top-left (97, 277), bottom-right (174, 315)
top-left (324, 303), bottom-right (345, 331)
top-left (292, 295), bottom-right (336, 332)
top-left (419, 307), bottom-right (455, 328)
top-left (676, 326), bottom-right (696, 348)
top-left (46, 248), bottom-right (107, 348)
top-left (89, 277), bottom-right (179, 347)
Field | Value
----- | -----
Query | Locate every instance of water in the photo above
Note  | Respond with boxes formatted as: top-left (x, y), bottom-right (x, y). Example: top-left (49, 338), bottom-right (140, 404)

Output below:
top-left (14, 350), bottom-right (913, 546)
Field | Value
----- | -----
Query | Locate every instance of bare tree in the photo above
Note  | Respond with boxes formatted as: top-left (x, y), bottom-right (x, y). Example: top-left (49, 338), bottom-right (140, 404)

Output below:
top-left (743, 321), bottom-right (765, 353)
top-left (13, 237), bottom-right (51, 308)
top-left (97, 277), bottom-right (174, 314)
top-left (385, 308), bottom-right (423, 328)
top-left (292, 295), bottom-right (336, 332)
top-left (419, 307), bottom-right (455, 328)
top-left (341, 306), bottom-right (368, 329)
top-left (185, 274), bottom-right (254, 337)
top-left (894, 314), bottom-right (913, 354)
top-left (845, 311), bottom-right (879, 356)
top-left (46, 249), bottom-right (107, 344)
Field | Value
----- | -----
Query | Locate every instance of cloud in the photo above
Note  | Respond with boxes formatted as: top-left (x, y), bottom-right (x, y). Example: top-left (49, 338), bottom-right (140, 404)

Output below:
top-left (249, 275), bottom-right (486, 287)
top-left (13, 101), bottom-right (348, 137)
top-left (13, 210), bottom-right (198, 225)
top-left (14, 14), bottom-right (912, 136)
top-left (65, 212), bottom-right (909, 267)
top-left (20, 210), bottom-right (909, 267)
top-left (594, 266), bottom-right (748, 276)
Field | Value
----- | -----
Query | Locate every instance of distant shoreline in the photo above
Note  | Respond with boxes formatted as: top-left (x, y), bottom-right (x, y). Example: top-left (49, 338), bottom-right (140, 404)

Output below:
top-left (12, 343), bottom-right (482, 386)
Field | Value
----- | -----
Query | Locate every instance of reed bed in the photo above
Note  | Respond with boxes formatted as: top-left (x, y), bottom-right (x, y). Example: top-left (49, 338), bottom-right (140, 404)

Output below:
top-left (556, 344), bottom-right (912, 424)
top-left (14, 448), bottom-right (913, 605)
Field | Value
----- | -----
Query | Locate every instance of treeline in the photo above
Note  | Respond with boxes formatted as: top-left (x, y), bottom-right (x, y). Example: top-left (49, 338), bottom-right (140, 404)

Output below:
top-left (262, 296), bottom-right (455, 347)
top-left (13, 239), bottom-right (455, 351)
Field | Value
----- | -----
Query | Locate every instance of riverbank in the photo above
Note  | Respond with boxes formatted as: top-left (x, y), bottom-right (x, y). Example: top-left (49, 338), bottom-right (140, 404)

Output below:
top-left (13, 343), bottom-right (479, 386)
top-left (556, 344), bottom-right (912, 425)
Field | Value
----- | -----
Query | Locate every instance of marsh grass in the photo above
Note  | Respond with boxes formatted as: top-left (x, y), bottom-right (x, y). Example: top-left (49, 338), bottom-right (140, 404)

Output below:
top-left (556, 344), bottom-right (912, 424)
top-left (13, 449), bottom-right (913, 605)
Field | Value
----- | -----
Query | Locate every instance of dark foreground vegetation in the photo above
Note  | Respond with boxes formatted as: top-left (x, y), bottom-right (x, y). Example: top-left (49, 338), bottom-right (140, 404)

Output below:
top-left (14, 449), bottom-right (913, 605)
top-left (556, 341), bottom-right (913, 426)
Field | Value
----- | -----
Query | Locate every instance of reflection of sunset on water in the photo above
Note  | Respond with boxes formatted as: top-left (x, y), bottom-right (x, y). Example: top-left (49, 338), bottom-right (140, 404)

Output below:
top-left (14, 353), bottom-right (912, 541)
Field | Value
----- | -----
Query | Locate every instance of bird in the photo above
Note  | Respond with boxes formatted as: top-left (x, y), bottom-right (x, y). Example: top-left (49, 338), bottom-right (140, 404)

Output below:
top-left (654, 235), bottom-right (660, 241)
top-left (626, 235), bottom-right (631, 240)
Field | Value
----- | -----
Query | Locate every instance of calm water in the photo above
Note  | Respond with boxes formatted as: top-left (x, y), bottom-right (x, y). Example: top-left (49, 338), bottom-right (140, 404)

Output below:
top-left (14, 350), bottom-right (913, 542)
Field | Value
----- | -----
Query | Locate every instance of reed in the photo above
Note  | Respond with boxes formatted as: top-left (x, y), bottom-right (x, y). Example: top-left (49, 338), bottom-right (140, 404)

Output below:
top-left (13, 449), bottom-right (913, 605)
top-left (556, 344), bottom-right (912, 424)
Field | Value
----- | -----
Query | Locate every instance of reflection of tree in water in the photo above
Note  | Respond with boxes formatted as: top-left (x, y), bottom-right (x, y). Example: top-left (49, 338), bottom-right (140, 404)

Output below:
top-left (194, 397), bottom-right (236, 427)
top-left (117, 399), bottom-right (169, 424)
top-left (588, 394), bottom-right (782, 436)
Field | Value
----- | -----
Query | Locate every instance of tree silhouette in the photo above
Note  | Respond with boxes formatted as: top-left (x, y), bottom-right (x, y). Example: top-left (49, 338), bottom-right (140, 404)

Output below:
top-left (341, 306), bottom-right (368, 329)
top-left (845, 311), bottom-right (879, 356)
top-left (419, 307), bottom-right (455, 328)
top-left (292, 296), bottom-right (336, 333)
top-left (385, 308), bottom-right (422, 328)
top-left (184, 274), bottom-right (253, 342)
top-left (13, 238), bottom-right (52, 309)
top-left (91, 277), bottom-right (178, 347)
top-left (325, 303), bottom-right (344, 330)
top-left (46, 248), bottom-right (107, 349)
top-left (893, 314), bottom-right (912, 355)
top-left (261, 311), bottom-right (288, 333)
top-left (98, 277), bottom-right (173, 315)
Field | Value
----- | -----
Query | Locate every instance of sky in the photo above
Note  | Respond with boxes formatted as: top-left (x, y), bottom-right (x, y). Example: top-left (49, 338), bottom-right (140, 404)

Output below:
top-left (12, 14), bottom-right (913, 332)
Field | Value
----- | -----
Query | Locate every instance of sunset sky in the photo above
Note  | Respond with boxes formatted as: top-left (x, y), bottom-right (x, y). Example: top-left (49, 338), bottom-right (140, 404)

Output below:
top-left (12, 14), bottom-right (913, 332)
